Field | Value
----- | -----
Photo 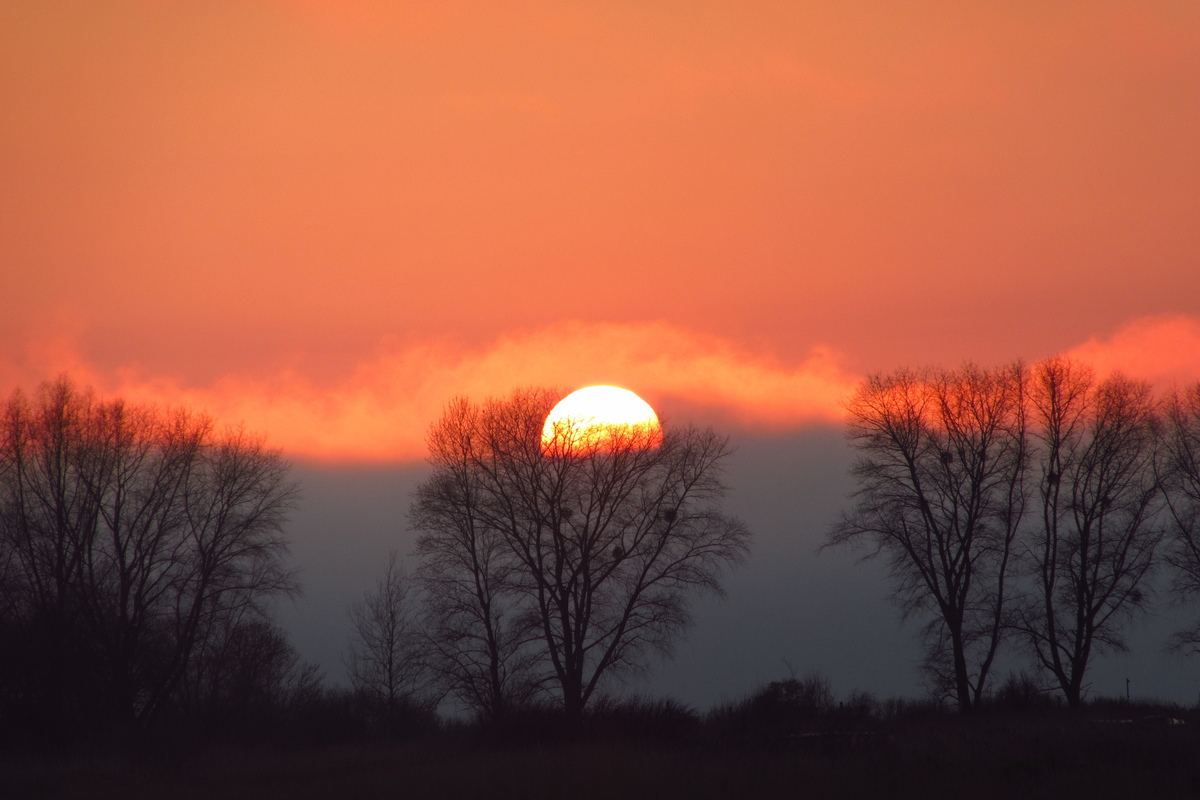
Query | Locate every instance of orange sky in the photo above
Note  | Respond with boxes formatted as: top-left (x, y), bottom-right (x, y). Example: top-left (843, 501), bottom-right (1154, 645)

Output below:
top-left (3, 1), bottom-right (1198, 461)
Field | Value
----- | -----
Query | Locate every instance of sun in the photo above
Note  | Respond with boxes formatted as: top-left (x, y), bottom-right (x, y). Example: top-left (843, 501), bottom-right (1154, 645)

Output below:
top-left (541, 386), bottom-right (662, 455)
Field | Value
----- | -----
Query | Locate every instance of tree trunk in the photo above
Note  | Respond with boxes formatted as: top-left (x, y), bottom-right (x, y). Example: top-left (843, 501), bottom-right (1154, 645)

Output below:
top-left (952, 632), bottom-right (975, 713)
top-left (562, 673), bottom-right (585, 736)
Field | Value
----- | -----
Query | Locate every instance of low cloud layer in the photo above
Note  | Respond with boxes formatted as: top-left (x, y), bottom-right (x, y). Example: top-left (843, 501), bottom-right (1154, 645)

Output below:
top-left (4, 314), bottom-right (1198, 463)
top-left (2, 321), bottom-right (858, 462)
top-left (1066, 314), bottom-right (1200, 390)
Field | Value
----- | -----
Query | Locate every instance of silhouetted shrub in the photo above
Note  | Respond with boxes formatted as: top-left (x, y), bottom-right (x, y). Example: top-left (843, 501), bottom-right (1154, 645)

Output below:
top-left (583, 695), bottom-right (700, 743)
top-left (1081, 695), bottom-right (1192, 721)
top-left (989, 670), bottom-right (1055, 711)
top-left (352, 691), bottom-right (442, 740)
top-left (706, 673), bottom-right (837, 748)
top-left (278, 686), bottom-right (373, 745)
top-left (464, 694), bottom-right (700, 745)
top-left (478, 699), bottom-right (569, 744)
top-left (838, 689), bottom-right (880, 721)
top-left (878, 696), bottom-right (950, 723)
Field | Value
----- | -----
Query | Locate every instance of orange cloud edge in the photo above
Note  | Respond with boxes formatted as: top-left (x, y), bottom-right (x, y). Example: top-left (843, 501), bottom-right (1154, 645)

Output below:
top-left (3, 315), bottom-right (1198, 464)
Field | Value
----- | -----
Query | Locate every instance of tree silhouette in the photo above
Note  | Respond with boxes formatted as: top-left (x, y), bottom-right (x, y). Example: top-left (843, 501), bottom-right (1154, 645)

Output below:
top-left (0, 377), bottom-right (298, 741)
top-left (345, 552), bottom-right (434, 733)
top-left (411, 388), bottom-right (750, 730)
top-left (179, 618), bottom-right (322, 739)
top-left (828, 364), bottom-right (1027, 712)
top-left (1012, 359), bottom-right (1165, 707)
top-left (412, 400), bottom-right (545, 721)
top-left (1162, 382), bottom-right (1200, 653)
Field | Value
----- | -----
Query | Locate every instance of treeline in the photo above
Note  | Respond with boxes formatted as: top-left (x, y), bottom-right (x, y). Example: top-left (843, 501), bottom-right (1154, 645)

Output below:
top-left (0, 378), bottom-right (307, 748)
top-left (830, 357), bottom-right (1200, 711)
top-left (6, 359), bottom-right (1200, 752)
top-left (0, 380), bottom-right (752, 750)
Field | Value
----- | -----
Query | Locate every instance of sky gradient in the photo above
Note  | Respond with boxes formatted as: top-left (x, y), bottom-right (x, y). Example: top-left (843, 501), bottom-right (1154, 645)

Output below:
top-left (4, 2), bottom-right (1200, 705)
top-left (4, 1), bottom-right (1199, 463)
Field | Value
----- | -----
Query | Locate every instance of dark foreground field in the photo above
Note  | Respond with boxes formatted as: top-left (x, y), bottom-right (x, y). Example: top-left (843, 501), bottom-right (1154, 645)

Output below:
top-left (4, 709), bottom-right (1200, 800)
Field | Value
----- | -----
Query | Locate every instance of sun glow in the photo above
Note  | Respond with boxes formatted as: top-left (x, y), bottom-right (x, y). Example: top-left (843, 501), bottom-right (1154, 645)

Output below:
top-left (541, 386), bottom-right (662, 455)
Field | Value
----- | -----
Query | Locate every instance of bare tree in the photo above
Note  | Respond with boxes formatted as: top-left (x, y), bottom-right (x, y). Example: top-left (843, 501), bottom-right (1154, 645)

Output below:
top-left (1012, 359), bottom-right (1165, 707)
top-left (1162, 382), bottom-right (1200, 653)
top-left (411, 388), bottom-right (750, 730)
top-left (345, 552), bottom-right (433, 733)
top-left (0, 377), bottom-right (299, 738)
top-left (179, 618), bottom-right (323, 736)
top-left (412, 398), bottom-right (545, 721)
top-left (828, 364), bottom-right (1028, 712)
top-left (0, 379), bottom-right (103, 730)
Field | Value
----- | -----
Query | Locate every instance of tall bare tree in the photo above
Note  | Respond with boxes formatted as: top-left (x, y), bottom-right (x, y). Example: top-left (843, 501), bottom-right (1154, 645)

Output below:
top-left (0, 377), bottom-right (299, 738)
top-left (1012, 359), bottom-right (1165, 707)
top-left (412, 398), bottom-right (545, 721)
top-left (1162, 382), bottom-right (1200, 653)
top-left (828, 364), bottom-right (1028, 711)
top-left (411, 388), bottom-right (750, 730)
top-left (345, 552), bottom-right (433, 733)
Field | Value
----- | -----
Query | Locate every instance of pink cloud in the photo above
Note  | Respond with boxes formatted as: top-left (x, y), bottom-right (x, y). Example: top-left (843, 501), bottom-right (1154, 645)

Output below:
top-left (1, 321), bottom-right (859, 463)
top-left (8, 315), bottom-right (1198, 463)
top-left (1066, 314), bottom-right (1200, 390)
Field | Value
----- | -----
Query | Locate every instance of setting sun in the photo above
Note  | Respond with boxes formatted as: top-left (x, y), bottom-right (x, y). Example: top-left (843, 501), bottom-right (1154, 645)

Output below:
top-left (541, 385), bottom-right (662, 455)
